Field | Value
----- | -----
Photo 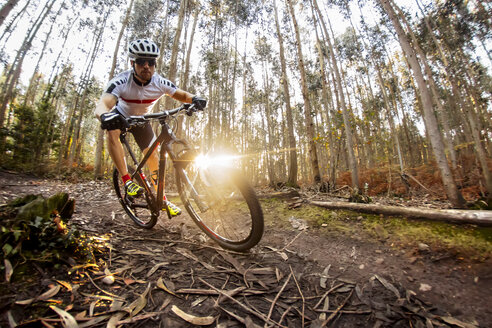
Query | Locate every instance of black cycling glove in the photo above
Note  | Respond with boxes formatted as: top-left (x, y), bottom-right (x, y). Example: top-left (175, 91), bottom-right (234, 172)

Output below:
top-left (192, 96), bottom-right (207, 111)
top-left (100, 112), bottom-right (129, 130)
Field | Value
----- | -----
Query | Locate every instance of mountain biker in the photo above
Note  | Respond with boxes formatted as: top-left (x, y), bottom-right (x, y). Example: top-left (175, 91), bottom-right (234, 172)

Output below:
top-left (94, 38), bottom-right (206, 217)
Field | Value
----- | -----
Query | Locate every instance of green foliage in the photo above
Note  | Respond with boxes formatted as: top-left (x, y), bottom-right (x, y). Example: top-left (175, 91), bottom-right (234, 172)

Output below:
top-left (0, 193), bottom-right (102, 269)
top-left (3, 95), bottom-right (61, 170)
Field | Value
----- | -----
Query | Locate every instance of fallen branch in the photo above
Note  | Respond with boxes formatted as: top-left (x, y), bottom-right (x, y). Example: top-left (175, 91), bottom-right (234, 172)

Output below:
top-left (308, 200), bottom-right (492, 226)
top-left (290, 266), bottom-right (305, 328)
top-left (266, 273), bottom-right (292, 324)
top-left (321, 289), bottom-right (353, 326)
top-left (403, 172), bottom-right (437, 195)
top-left (198, 278), bottom-right (287, 328)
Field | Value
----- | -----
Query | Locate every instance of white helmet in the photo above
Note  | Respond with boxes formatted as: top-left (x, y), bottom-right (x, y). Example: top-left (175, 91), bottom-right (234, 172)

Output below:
top-left (128, 39), bottom-right (160, 59)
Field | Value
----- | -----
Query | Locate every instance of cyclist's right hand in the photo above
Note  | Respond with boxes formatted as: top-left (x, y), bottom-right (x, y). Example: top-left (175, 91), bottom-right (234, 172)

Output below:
top-left (192, 96), bottom-right (207, 111)
top-left (100, 112), bottom-right (129, 130)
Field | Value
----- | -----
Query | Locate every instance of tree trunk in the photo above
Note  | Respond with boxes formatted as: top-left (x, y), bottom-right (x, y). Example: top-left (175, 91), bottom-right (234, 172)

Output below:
top-left (379, 0), bottom-right (466, 208)
top-left (94, 0), bottom-right (134, 179)
top-left (312, 0), bottom-right (358, 189)
top-left (286, 0), bottom-right (321, 183)
top-left (0, 0), bottom-right (20, 27)
top-left (24, 1), bottom-right (65, 107)
top-left (164, 0), bottom-right (188, 110)
top-left (309, 200), bottom-right (492, 226)
top-left (273, 0), bottom-right (297, 187)
top-left (0, 0), bottom-right (54, 129)
top-left (69, 8), bottom-right (110, 167)
top-left (0, 0), bottom-right (29, 44)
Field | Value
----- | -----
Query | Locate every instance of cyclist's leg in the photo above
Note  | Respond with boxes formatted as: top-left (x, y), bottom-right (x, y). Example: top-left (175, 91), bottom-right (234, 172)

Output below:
top-left (131, 123), bottom-right (159, 189)
top-left (106, 128), bottom-right (127, 177)
top-left (132, 124), bottom-right (181, 216)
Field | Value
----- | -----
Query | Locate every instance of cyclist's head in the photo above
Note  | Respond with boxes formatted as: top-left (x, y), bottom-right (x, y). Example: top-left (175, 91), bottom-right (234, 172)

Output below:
top-left (129, 39), bottom-right (159, 83)
top-left (128, 39), bottom-right (160, 60)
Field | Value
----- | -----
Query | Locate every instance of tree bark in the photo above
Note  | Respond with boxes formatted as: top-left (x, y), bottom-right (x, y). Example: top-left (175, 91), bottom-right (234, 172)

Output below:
top-left (379, 0), bottom-right (466, 208)
top-left (24, 1), bottom-right (65, 107)
top-left (94, 0), bottom-right (135, 179)
top-left (286, 0), bottom-right (321, 183)
top-left (0, 0), bottom-right (20, 27)
top-left (164, 0), bottom-right (188, 109)
top-left (309, 200), bottom-right (492, 226)
top-left (312, 0), bottom-right (359, 189)
top-left (274, 0), bottom-right (297, 187)
top-left (0, 0), bottom-right (54, 129)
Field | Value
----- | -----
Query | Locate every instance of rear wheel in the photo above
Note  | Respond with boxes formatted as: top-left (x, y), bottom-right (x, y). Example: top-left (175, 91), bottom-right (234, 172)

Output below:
top-left (176, 163), bottom-right (264, 252)
top-left (113, 168), bottom-right (158, 228)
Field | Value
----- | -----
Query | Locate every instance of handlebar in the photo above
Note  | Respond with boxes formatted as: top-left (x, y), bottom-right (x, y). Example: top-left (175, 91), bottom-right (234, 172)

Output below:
top-left (126, 103), bottom-right (200, 127)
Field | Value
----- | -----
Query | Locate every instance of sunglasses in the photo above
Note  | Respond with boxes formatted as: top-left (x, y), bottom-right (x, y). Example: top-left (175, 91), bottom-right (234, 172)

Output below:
top-left (135, 58), bottom-right (156, 67)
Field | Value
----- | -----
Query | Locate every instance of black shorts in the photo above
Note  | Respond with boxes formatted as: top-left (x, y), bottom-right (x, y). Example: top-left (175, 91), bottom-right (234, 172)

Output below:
top-left (111, 108), bottom-right (155, 150)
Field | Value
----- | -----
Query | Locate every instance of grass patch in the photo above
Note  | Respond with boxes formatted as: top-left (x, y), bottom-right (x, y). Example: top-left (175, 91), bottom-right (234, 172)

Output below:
top-left (361, 215), bottom-right (492, 260)
top-left (260, 198), bottom-right (492, 261)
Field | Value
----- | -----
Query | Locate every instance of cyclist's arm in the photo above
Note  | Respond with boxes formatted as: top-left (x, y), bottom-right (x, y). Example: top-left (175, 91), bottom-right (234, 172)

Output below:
top-left (94, 93), bottom-right (118, 119)
top-left (171, 88), bottom-right (194, 103)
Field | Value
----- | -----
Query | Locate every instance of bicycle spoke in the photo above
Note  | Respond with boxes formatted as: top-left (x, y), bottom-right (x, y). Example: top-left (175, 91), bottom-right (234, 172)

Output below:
top-left (177, 164), bottom-right (262, 249)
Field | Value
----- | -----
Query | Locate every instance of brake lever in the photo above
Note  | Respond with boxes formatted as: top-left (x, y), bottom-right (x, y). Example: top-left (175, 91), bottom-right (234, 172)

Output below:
top-left (185, 103), bottom-right (196, 116)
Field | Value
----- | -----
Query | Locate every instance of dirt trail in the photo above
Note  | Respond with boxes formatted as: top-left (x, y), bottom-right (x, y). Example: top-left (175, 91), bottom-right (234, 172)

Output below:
top-left (1, 171), bottom-right (491, 327)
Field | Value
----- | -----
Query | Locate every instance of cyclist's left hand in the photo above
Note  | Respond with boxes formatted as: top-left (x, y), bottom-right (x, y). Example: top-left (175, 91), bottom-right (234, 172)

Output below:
top-left (192, 96), bottom-right (207, 111)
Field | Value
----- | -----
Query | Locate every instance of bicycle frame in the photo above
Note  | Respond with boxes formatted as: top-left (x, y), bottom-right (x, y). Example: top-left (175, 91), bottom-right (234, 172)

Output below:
top-left (119, 113), bottom-right (189, 219)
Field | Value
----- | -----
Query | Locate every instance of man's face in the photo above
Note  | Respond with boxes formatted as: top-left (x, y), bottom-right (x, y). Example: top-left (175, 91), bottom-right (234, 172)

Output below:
top-left (133, 58), bottom-right (156, 82)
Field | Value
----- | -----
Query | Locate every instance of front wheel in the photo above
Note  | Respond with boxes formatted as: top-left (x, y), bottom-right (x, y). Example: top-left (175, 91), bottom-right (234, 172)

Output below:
top-left (113, 168), bottom-right (158, 229)
top-left (176, 163), bottom-right (264, 252)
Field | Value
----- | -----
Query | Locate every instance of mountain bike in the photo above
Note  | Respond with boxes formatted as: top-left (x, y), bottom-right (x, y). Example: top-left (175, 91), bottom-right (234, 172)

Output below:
top-left (112, 103), bottom-right (264, 252)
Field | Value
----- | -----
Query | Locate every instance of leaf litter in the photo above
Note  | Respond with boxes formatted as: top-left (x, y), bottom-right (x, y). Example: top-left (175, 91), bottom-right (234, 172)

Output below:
top-left (0, 172), bottom-right (486, 327)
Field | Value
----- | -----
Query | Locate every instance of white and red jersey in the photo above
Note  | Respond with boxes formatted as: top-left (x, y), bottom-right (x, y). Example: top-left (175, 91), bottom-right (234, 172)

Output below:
top-left (104, 69), bottom-right (177, 117)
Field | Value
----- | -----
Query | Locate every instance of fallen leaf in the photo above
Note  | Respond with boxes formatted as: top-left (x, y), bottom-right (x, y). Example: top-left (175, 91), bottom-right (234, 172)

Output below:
top-left (320, 264), bottom-right (331, 288)
top-left (50, 305), bottom-right (78, 328)
top-left (124, 283), bottom-right (151, 317)
top-left (107, 312), bottom-right (125, 328)
top-left (278, 251), bottom-right (288, 261)
top-left (78, 315), bottom-right (111, 328)
top-left (4, 259), bottom-right (13, 282)
top-left (124, 278), bottom-right (136, 285)
top-left (156, 277), bottom-right (178, 297)
top-left (374, 274), bottom-right (400, 298)
top-left (440, 316), bottom-right (478, 328)
top-left (147, 262), bottom-right (168, 277)
top-left (39, 285), bottom-right (61, 301)
top-left (7, 311), bottom-right (17, 327)
top-left (116, 312), bottom-right (161, 325)
top-left (56, 280), bottom-right (73, 292)
top-left (171, 305), bottom-right (215, 325)
top-left (15, 298), bottom-right (35, 305)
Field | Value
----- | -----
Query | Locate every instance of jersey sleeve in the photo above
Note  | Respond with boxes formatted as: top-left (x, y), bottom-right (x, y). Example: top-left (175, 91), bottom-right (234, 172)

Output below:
top-left (104, 73), bottom-right (129, 98)
top-left (156, 76), bottom-right (178, 96)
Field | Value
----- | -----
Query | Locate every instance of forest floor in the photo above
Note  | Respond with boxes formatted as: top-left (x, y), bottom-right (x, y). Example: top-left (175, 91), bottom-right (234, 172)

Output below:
top-left (1, 170), bottom-right (491, 327)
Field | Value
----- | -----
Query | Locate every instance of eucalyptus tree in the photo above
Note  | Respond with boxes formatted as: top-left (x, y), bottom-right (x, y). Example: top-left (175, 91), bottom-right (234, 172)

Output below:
top-left (378, 0), bottom-right (466, 208)
top-left (273, 0), bottom-right (297, 186)
top-left (24, 1), bottom-right (67, 107)
top-left (95, 0), bottom-right (136, 179)
top-left (0, 0), bottom-right (20, 27)
top-left (0, 0), bottom-right (55, 130)
top-left (312, 0), bottom-right (359, 190)
top-left (65, 0), bottom-right (123, 168)
top-left (0, 0), bottom-right (30, 46)
top-left (285, 0), bottom-right (321, 184)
